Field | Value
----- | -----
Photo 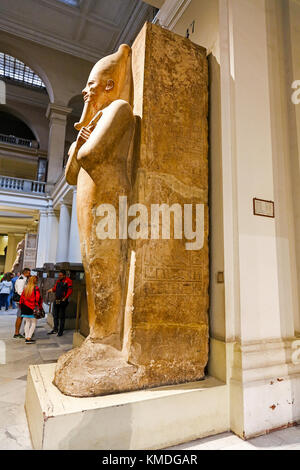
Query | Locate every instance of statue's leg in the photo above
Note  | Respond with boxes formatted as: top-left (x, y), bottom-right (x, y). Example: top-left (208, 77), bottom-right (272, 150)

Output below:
top-left (53, 238), bottom-right (139, 397)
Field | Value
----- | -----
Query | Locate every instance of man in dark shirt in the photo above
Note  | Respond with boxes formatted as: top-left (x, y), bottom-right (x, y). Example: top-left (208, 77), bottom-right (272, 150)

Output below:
top-left (47, 270), bottom-right (72, 336)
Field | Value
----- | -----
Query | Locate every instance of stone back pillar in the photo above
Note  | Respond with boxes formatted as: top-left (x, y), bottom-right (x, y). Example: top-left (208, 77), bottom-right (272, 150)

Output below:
top-left (124, 23), bottom-right (209, 385)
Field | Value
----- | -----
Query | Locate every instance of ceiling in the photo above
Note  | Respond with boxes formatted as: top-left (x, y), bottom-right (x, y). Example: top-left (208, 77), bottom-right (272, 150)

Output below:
top-left (0, 207), bottom-right (39, 234)
top-left (0, 0), bottom-right (158, 63)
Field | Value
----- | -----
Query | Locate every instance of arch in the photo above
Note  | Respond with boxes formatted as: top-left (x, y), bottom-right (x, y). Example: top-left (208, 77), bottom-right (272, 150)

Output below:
top-left (0, 104), bottom-right (40, 144)
top-left (0, 44), bottom-right (54, 102)
top-left (68, 94), bottom-right (83, 118)
top-left (0, 109), bottom-right (35, 141)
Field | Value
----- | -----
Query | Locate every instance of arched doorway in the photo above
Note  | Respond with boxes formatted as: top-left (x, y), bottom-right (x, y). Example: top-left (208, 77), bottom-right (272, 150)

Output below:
top-left (0, 109), bottom-right (37, 147)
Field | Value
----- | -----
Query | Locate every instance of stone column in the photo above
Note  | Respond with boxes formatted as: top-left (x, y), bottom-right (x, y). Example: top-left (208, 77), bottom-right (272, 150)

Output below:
top-left (36, 210), bottom-right (48, 268)
top-left (46, 104), bottom-right (72, 187)
top-left (46, 202), bottom-right (59, 264)
top-left (68, 188), bottom-right (81, 264)
top-left (56, 203), bottom-right (71, 263)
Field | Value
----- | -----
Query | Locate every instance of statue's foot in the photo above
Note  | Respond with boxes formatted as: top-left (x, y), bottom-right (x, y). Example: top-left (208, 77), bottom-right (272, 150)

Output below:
top-left (53, 336), bottom-right (141, 397)
top-left (54, 336), bottom-right (205, 397)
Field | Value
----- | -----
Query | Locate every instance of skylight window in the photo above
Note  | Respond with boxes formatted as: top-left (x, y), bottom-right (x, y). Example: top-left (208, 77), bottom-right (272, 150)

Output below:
top-left (0, 53), bottom-right (46, 90)
top-left (57, 0), bottom-right (79, 6)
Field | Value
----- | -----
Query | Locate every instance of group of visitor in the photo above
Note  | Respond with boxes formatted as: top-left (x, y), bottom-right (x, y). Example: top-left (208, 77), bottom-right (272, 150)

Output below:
top-left (0, 271), bottom-right (19, 310)
top-left (0, 268), bottom-right (72, 345)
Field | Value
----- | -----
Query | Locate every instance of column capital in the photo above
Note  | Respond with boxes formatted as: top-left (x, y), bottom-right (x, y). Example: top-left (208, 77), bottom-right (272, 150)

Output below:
top-left (59, 200), bottom-right (72, 210)
top-left (46, 103), bottom-right (72, 121)
top-left (153, 0), bottom-right (192, 30)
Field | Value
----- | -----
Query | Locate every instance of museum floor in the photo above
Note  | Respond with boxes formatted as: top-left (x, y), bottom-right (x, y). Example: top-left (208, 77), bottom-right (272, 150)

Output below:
top-left (1, 309), bottom-right (300, 451)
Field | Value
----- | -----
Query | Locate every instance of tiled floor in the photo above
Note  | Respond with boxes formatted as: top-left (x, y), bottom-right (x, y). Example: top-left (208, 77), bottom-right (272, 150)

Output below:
top-left (169, 427), bottom-right (300, 450)
top-left (0, 308), bottom-right (73, 450)
top-left (1, 308), bottom-right (300, 450)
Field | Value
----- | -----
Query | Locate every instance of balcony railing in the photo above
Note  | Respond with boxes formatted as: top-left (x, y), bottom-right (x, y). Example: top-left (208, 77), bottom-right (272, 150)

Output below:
top-left (0, 176), bottom-right (46, 194)
top-left (0, 133), bottom-right (39, 149)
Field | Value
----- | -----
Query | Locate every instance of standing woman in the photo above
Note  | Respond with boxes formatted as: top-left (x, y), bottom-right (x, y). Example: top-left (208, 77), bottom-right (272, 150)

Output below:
top-left (0, 273), bottom-right (12, 310)
top-left (19, 276), bottom-right (42, 344)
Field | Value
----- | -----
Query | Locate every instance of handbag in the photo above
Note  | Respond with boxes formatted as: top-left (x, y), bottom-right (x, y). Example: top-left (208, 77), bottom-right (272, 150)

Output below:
top-left (13, 291), bottom-right (21, 302)
top-left (33, 287), bottom-right (45, 319)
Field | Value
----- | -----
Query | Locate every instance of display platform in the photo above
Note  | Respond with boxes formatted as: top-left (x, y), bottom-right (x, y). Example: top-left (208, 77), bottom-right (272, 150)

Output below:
top-left (25, 363), bottom-right (229, 450)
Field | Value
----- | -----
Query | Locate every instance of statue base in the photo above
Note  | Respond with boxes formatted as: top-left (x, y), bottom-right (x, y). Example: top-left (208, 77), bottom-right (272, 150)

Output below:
top-left (52, 337), bottom-right (207, 397)
top-left (25, 363), bottom-right (228, 450)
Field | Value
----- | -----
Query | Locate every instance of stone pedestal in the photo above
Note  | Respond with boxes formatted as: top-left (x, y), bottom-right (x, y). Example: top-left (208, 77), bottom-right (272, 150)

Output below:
top-left (25, 363), bottom-right (228, 450)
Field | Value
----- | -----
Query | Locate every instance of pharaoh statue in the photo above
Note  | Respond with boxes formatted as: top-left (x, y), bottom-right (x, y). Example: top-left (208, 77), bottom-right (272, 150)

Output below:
top-left (54, 24), bottom-right (209, 397)
top-left (54, 45), bottom-right (138, 396)
top-left (11, 238), bottom-right (25, 273)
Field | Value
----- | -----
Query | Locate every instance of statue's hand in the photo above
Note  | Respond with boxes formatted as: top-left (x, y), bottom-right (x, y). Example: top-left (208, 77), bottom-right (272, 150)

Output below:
top-left (76, 125), bottom-right (94, 149)
top-left (65, 141), bottom-right (80, 185)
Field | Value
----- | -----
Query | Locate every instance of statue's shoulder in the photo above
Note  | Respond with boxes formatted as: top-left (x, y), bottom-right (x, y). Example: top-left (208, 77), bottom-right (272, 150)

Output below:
top-left (104, 99), bottom-right (134, 121)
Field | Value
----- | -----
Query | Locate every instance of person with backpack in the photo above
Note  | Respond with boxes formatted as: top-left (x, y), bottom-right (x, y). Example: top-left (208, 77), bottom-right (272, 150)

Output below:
top-left (19, 275), bottom-right (43, 344)
top-left (0, 273), bottom-right (12, 310)
top-left (47, 270), bottom-right (72, 336)
top-left (13, 268), bottom-right (31, 338)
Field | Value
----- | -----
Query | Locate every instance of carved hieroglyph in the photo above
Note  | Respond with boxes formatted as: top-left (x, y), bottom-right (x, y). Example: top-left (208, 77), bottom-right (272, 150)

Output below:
top-left (54, 23), bottom-right (209, 397)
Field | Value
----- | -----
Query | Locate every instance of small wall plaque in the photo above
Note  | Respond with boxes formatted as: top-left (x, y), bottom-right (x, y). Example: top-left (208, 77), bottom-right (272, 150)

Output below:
top-left (253, 198), bottom-right (275, 218)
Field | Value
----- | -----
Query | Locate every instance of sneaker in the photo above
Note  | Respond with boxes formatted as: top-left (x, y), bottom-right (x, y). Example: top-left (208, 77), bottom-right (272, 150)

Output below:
top-left (25, 339), bottom-right (35, 344)
top-left (13, 334), bottom-right (25, 339)
top-left (47, 330), bottom-right (58, 335)
top-left (57, 332), bottom-right (63, 337)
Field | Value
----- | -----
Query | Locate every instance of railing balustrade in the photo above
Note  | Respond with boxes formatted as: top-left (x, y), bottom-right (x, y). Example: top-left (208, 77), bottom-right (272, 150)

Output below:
top-left (0, 133), bottom-right (39, 148)
top-left (0, 175), bottom-right (46, 194)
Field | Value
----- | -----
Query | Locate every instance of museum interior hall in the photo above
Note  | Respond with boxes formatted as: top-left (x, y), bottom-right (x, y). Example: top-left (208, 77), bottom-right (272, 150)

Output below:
top-left (0, 0), bottom-right (300, 452)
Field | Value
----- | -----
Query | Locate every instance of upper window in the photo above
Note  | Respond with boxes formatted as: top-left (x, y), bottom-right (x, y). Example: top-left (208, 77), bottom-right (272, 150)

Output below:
top-left (56, 0), bottom-right (79, 6)
top-left (0, 53), bottom-right (46, 90)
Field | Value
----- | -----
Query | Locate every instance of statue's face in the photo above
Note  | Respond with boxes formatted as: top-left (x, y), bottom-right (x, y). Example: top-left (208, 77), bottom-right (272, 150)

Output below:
top-left (74, 44), bottom-right (131, 131)
top-left (75, 67), bottom-right (115, 131)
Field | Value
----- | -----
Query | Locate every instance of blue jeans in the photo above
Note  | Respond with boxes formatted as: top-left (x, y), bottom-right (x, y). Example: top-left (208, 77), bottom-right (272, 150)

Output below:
top-left (7, 291), bottom-right (16, 309)
top-left (0, 293), bottom-right (9, 309)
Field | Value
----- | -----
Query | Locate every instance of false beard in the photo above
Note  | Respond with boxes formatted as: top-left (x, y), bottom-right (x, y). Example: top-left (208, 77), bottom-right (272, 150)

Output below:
top-left (74, 100), bottom-right (98, 131)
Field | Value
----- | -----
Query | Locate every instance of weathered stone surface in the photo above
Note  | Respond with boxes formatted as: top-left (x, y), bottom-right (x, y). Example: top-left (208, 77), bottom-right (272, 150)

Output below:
top-left (124, 23), bottom-right (209, 382)
top-left (54, 23), bottom-right (209, 397)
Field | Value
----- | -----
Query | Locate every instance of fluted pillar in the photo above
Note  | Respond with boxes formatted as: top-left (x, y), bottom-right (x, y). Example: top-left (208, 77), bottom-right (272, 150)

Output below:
top-left (68, 188), bottom-right (81, 264)
top-left (46, 202), bottom-right (59, 263)
top-left (36, 210), bottom-right (48, 268)
top-left (56, 203), bottom-right (71, 263)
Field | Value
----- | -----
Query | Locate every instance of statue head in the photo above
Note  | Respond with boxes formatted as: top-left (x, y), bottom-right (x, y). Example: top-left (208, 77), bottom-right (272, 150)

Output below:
top-left (75, 44), bottom-right (133, 130)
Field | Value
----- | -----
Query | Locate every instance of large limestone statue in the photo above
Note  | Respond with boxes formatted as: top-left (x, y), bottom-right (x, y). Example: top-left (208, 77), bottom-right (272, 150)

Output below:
top-left (11, 238), bottom-right (25, 273)
top-left (54, 24), bottom-right (209, 397)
